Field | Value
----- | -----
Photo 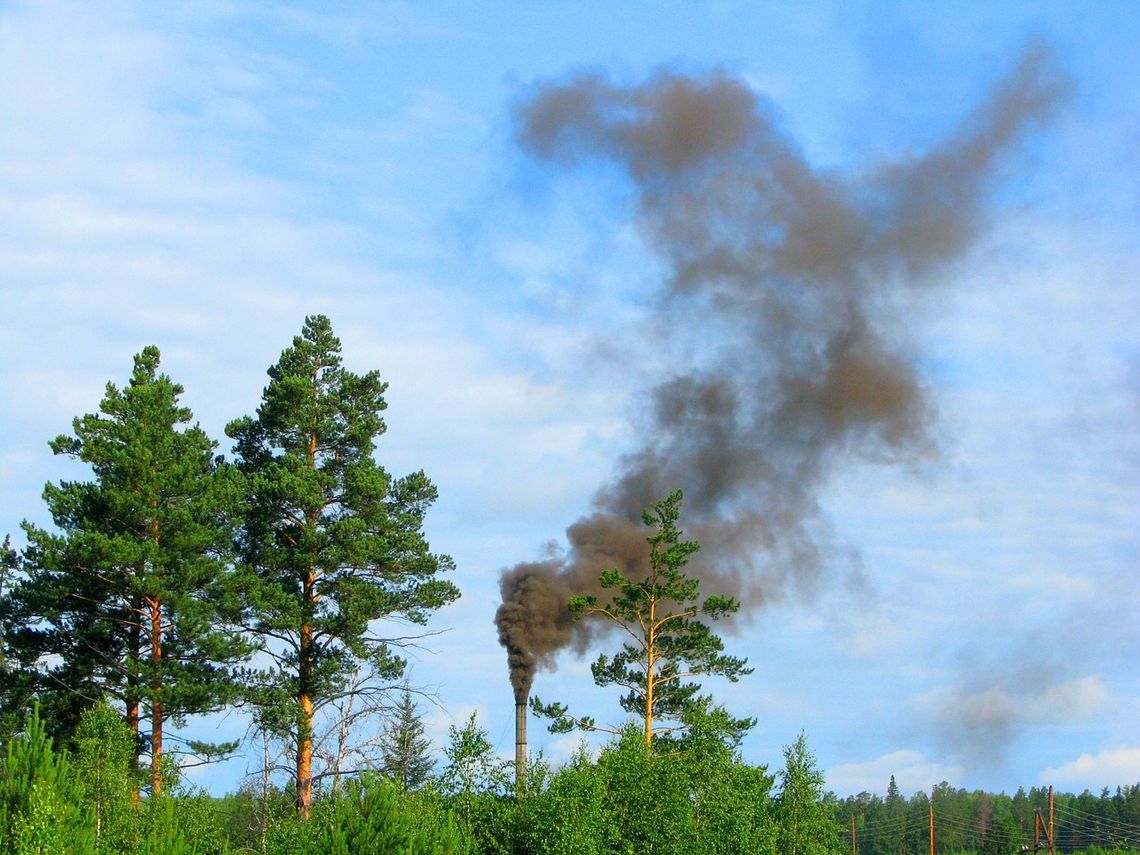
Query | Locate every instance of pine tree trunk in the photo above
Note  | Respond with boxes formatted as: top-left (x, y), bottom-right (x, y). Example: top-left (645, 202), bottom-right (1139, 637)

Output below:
top-left (644, 600), bottom-right (656, 746)
top-left (149, 595), bottom-right (164, 796)
top-left (296, 684), bottom-right (313, 818)
top-left (127, 612), bottom-right (142, 804)
top-left (295, 433), bottom-right (319, 819)
top-left (297, 570), bottom-right (315, 820)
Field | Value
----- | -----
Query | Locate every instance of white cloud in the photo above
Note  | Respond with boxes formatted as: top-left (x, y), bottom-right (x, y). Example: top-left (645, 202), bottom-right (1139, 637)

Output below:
top-left (1040, 747), bottom-right (1140, 791)
top-left (827, 749), bottom-right (964, 797)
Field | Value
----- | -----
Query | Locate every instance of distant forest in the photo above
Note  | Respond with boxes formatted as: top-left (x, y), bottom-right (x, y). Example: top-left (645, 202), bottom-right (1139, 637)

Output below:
top-left (834, 779), bottom-right (1140, 855)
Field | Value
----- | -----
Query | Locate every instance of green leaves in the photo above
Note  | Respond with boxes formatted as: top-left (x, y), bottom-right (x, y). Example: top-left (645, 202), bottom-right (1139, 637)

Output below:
top-left (776, 733), bottom-right (844, 855)
top-left (319, 773), bottom-right (469, 854)
top-left (514, 722), bottom-right (777, 855)
top-left (0, 705), bottom-right (96, 854)
top-left (440, 713), bottom-right (512, 798)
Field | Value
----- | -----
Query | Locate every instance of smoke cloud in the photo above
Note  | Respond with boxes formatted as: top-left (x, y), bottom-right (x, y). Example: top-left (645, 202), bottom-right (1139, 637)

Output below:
top-left (497, 45), bottom-right (1072, 702)
top-left (923, 674), bottom-right (1108, 768)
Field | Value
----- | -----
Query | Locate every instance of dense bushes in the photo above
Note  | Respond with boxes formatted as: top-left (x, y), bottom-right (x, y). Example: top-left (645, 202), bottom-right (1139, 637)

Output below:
top-left (1, 702), bottom-right (1137, 854)
top-left (0, 706), bottom-right (94, 854)
top-left (0, 703), bottom-right (803, 854)
top-left (516, 726), bottom-right (778, 855)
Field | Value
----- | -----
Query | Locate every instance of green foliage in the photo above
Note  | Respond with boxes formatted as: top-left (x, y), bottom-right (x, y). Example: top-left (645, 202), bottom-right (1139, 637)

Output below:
top-left (440, 713), bottom-right (512, 799)
top-left (381, 688), bottom-right (435, 792)
top-left (220, 783), bottom-right (321, 855)
top-left (227, 315), bottom-right (458, 813)
top-left (776, 732), bottom-right (843, 855)
top-left (0, 540), bottom-right (28, 747)
top-left (0, 705), bottom-right (95, 854)
top-left (0, 537), bottom-right (16, 670)
top-left (516, 744), bottom-right (605, 855)
top-left (979, 805), bottom-right (1022, 855)
top-left (0, 704), bottom-right (242, 854)
top-left (515, 711), bottom-right (775, 855)
top-left (664, 699), bottom-right (777, 853)
top-left (533, 490), bottom-right (752, 746)
top-left (136, 796), bottom-right (198, 855)
top-left (319, 773), bottom-right (469, 854)
top-left (72, 700), bottom-right (137, 852)
top-left (522, 702), bottom-right (757, 852)
top-left (437, 713), bottom-right (514, 854)
top-left (834, 781), bottom-right (1140, 855)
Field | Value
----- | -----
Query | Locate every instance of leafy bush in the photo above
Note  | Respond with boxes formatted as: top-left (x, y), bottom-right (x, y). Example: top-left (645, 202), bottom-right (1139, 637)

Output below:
top-left (514, 710), bottom-right (777, 855)
top-left (72, 699), bottom-right (138, 853)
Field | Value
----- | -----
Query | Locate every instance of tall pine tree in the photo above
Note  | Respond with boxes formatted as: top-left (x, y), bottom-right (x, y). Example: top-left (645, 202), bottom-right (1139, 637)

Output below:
top-left (227, 315), bottom-right (458, 818)
top-left (3, 347), bottom-right (247, 793)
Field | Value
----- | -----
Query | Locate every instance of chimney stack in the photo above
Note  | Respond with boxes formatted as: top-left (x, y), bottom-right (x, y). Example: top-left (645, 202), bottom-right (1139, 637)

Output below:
top-left (515, 695), bottom-right (527, 792)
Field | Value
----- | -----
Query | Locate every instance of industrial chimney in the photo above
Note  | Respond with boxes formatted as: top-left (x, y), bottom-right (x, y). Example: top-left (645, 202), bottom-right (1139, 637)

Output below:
top-left (514, 690), bottom-right (527, 792)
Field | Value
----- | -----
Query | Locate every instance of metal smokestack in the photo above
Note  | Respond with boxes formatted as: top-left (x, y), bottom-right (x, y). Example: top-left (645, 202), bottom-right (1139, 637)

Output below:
top-left (514, 693), bottom-right (527, 792)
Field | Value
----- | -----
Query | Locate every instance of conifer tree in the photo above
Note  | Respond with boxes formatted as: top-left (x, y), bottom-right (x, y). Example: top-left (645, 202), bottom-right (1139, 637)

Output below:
top-left (0, 538), bottom-right (29, 742)
top-left (3, 347), bottom-right (246, 793)
top-left (227, 315), bottom-right (458, 819)
top-left (532, 490), bottom-right (753, 746)
top-left (380, 688), bottom-right (434, 792)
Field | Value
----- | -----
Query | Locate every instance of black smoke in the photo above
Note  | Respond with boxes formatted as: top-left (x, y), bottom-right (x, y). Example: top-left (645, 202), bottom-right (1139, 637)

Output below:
top-left (496, 45), bottom-right (1072, 701)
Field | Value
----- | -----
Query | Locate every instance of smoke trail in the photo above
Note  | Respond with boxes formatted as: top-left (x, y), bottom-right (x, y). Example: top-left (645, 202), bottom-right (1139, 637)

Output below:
top-left (497, 45), bottom-right (1072, 700)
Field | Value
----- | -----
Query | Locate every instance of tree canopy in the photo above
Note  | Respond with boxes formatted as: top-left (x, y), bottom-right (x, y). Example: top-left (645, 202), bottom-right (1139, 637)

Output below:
top-left (2, 347), bottom-right (246, 793)
top-left (227, 315), bottom-right (459, 818)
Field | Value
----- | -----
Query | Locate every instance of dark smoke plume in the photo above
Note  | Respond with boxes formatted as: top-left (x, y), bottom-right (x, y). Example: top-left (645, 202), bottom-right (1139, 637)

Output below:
top-left (497, 46), bottom-right (1072, 702)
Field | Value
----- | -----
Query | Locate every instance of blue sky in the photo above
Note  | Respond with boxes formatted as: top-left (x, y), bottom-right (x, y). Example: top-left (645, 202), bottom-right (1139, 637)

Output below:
top-left (1, 1), bottom-right (1137, 798)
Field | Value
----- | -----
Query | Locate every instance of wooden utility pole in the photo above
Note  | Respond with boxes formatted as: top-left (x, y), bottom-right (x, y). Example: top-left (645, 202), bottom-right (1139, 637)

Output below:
top-left (850, 813), bottom-right (857, 855)
top-left (1033, 788), bottom-right (1057, 855)
top-left (1048, 786), bottom-right (1056, 855)
top-left (929, 799), bottom-right (936, 855)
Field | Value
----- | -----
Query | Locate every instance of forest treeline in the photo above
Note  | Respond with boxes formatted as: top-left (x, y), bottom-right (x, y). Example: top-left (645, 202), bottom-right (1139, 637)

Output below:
top-left (1, 316), bottom-right (1136, 854)
top-left (834, 778), bottom-right (1140, 855)
top-left (0, 697), bottom-right (1137, 854)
